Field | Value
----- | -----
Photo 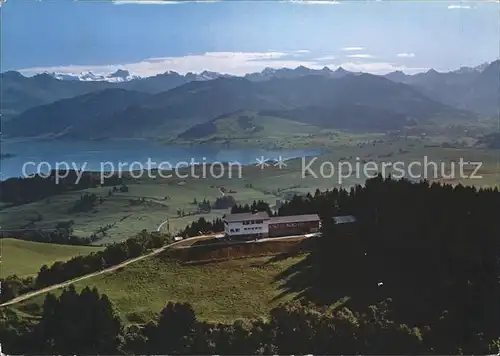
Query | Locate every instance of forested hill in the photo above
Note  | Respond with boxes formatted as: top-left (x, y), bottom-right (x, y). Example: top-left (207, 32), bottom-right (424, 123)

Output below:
top-left (3, 74), bottom-right (475, 139)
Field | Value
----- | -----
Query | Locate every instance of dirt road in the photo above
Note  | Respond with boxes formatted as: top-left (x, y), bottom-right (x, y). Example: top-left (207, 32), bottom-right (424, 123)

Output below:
top-left (0, 234), bottom-right (215, 308)
top-left (1, 232), bottom-right (316, 307)
top-left (172, 233), bottom-right (310, 249)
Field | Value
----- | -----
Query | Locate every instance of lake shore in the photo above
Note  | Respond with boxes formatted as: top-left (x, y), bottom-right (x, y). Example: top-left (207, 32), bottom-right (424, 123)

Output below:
top-left (0, 138), bottom-right (321, 180)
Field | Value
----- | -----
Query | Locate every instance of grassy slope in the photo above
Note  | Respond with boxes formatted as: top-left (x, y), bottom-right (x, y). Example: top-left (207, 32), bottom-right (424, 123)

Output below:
top-left (214, 112), bottom-right (322, 138)
top-left (174, 111), bottom-right (324, 146)
top-left (1, 238), bottom-right (103, 277)
top-left (12, 254), bottom-right (304, 324)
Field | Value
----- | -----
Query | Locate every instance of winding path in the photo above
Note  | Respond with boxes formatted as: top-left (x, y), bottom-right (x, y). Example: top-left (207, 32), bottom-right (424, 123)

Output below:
top-left (157, 219), bottom-right (170, 232)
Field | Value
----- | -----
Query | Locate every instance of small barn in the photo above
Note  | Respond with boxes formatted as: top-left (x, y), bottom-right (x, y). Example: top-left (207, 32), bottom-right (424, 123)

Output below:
top-left (268, 214), bottom-right (321, 237)
top-left (332, 215), bottom-right (358, 235)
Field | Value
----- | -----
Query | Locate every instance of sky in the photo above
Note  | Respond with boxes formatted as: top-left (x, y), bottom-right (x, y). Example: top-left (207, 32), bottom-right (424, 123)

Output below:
top-left (1, 0), bottom-right (499, 77)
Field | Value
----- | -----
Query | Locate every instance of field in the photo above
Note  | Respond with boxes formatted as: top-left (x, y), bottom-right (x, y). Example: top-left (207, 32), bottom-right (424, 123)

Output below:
top-left (1, 129), bottom-right (498, 246)
top-left (10, 253), bottom-right (305, 324)
top-left (0, 238), bottom-right (103, 277)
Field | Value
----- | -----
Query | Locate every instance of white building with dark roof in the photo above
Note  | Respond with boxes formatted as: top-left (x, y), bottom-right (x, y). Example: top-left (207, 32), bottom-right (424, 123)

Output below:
top-left (223, 211), bottom-right (321, 239)
top-left (223, 211), bottom-right (271, 239)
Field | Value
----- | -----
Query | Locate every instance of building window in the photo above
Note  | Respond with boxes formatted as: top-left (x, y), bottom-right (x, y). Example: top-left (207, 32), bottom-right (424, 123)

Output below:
top-left (235, 228), bottom-right (240, 232)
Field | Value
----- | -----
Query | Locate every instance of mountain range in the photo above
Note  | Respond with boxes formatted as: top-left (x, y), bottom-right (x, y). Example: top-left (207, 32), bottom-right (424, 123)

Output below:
top-left (48, 69), bottom-right (233, 83)
top-left (1, 60), bottom-right (497, 139)
top-left (383, 61), bottom-right (498, 117)
top-left (1, 69), bottom-right (234, 121)
top-left (49, 69), bottom-right (141, 82)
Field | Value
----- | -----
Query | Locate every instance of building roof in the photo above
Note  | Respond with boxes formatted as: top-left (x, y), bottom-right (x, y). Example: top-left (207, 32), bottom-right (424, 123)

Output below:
top-left (223, 211), bottom-right (270, 222)
top-left (269, 214), bottom-right (320, 224)
top-left (332, 215), bottom-right (357, 224)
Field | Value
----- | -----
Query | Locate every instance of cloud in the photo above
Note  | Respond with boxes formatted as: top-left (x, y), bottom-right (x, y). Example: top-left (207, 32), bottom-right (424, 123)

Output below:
top-left (19, 51), bottom-right (321, 77)
top-left (346, 54), bottom-right (375, 59)
top-left (315, 55), bottom-right (336, 61)
top-left (447, 4), bottom-right (473, 9)
top-left (336, 61), bottom-right (427, 75)
top-left (397, 53), bottom-right (415, 58)
top-left (113, 1), bottom-right (181, 4)
top-left (294, 50), bottom-right (311, 53)
top-left (18, 51), bottom-right (427, 77)
top-left (112, 0), bottom-right (219, 4)
top-left (287, 0), bottom-right (341, 4)
top-left (341, 46), bottom-right (364, 52)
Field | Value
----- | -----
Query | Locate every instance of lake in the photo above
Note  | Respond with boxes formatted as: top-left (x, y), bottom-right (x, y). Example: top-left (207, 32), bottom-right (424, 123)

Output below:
top-left (1, 139), bottom-right (319, 180)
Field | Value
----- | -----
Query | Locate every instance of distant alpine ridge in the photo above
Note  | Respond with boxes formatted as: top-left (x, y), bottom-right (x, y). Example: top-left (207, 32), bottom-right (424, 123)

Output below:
top-left (48, 69), bottom-right (140, 82)
top-left (47, 69), bottom-right (233, 83)
top-left (42, 61), bottom-right (489, 83)
top-left (1, 60), bottom-right (497, 140)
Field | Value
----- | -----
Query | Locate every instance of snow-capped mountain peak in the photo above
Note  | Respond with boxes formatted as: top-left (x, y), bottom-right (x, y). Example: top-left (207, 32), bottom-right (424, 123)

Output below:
top-left (80, 71), bottom-right (105, 81)
top-left (47, 72), bottom-right (81, 81)
top-left (106, 69), bottom-right (139, 82)
top-left (47, 69), bottom-right (140, 82)
top-left (199, 70), bottom-right (223, 80)
top-left (184, 70), bottom-right (231, 81)
top-left (261, 67), bottom-right (277, 75)
top-left (473, 62), bottom-right (490, 73)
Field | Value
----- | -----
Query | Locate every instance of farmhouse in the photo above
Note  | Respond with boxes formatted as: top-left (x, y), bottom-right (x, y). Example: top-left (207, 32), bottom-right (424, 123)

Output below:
top-left (223, 211), bottom-right (321, 240)
top-left (223, 211), bottom-right (271, 239)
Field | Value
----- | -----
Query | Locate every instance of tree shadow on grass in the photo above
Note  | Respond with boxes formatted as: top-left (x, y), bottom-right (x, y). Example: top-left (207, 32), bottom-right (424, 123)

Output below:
top-left (268, 232), bottom-right (387, 310)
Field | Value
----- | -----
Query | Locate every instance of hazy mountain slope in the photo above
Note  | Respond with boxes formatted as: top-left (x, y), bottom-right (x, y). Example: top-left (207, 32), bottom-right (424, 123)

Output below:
top-left (244, 66), bottom-right (351, 81)
top-left (3, 89), bottom-right (152, 138)
top-left (1, 72), bottom-right (113, 121)
top-left (141, 77), bottom-right (286, 118)
top-left (2, 77), bottom-right (285, 139)
top-left (463, 60), bottom-right (499, 117)
top-left (3, 74), bottom-right (476, 139)
top-left (255, 74), bottom-right (473, 122)
top-left (384, 60), bottom-right (499, 116)
top-left (3, 61), bottom-right (495, 123)
top-left (260, 105), bottom-right (417, 132)
top-left (0, 70), bottom-right (223, 121)
top-left (177, 110), bottom-right (322, 141)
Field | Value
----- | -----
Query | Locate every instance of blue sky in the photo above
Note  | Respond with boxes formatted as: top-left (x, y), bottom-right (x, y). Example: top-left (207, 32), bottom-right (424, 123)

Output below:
top-left (1, 0), bottom-right (498, 76)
